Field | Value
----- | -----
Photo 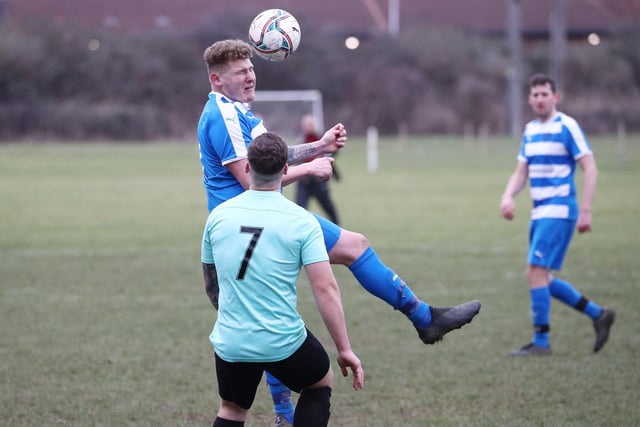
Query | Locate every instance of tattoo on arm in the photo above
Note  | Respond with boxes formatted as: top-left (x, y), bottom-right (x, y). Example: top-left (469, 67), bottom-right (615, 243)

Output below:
top-left (202, 263), bottom-right (219, 311)
top-left (288, 143), bottom-right (323, 165)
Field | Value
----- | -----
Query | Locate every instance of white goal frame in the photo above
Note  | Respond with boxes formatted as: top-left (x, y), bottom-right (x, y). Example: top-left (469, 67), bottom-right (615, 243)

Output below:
top-left (251, 90), bottom-right (324, 142)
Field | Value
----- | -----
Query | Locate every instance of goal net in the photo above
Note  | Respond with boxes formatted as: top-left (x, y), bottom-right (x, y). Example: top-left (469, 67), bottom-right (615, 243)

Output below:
top-left (251, 90), bottom-right (324, 144)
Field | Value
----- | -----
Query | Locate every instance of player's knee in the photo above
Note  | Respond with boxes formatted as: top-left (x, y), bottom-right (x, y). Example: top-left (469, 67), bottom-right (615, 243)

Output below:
top-left (527, 265), bottom-right (551, 287)
top-left (300, 386), bottom-right (332, 404)
top-left (329, 230), bottom-right (369, 265)
top-left (316, 365), bottom-right (333, 388)
top-left (346, 231), bottom-right (369, 260)
top-left (294, 386), bottom-right (332, 426)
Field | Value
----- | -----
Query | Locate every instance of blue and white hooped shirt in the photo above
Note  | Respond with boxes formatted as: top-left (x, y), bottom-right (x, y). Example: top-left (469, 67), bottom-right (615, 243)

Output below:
top-left (518, 112), bottom-right (592, 221)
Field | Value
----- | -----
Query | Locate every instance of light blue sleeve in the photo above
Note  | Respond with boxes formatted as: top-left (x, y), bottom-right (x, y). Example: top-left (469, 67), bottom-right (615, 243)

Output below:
top-left (201, 220), bottom-right (215, 264)
top-left (301, 217), bottom-right (329, 266)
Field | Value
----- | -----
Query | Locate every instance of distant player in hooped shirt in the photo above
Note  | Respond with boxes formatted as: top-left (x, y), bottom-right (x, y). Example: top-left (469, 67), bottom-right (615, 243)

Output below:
top-left (500, 73), bottom-right (615, 356)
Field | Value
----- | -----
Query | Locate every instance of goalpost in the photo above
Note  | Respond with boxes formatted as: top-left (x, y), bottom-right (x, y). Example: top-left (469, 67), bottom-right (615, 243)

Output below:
top-left (251, 90), bottom-right (324, 143)
top-left (252, 89), bottom-right (379, 173)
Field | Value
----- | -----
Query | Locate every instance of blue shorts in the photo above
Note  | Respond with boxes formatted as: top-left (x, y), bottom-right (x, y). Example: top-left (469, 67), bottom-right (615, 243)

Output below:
top-left (528, 218), bottom-right (575, 271)
top-left (312, 213), bottom-right (342, 253)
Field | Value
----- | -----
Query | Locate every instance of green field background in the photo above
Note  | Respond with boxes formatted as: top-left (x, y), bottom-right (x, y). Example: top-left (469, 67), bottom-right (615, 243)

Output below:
top-left (1, 136), bottom-right (639, 426)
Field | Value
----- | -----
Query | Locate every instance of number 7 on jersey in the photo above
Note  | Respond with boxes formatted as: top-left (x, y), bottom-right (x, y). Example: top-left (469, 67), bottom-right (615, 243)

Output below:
top-left (237, 226), bottom-right (263, 280)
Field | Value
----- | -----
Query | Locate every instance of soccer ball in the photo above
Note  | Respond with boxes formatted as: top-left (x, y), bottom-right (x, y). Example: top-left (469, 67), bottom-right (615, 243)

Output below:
top-left (248, 9), bottom-right (301, 62)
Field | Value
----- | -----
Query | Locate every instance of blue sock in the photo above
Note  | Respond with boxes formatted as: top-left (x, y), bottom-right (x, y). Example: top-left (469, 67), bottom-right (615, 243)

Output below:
top-left (530, 286), bottom-right (551, 348)
top-left (265, 371), bottom-right (294, 424)
top-left (349, 247), bottom-right (431, 328)
top-left (549, 277), bottom-right (602, 319)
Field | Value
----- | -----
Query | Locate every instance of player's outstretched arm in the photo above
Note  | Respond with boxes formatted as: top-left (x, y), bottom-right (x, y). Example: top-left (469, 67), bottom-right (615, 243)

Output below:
top-left (287, 123), bottom-right (346, 165)
top-left (304, 261), bottom-right (364, 391)
top-left (280, 157), bottom-right (335, 187)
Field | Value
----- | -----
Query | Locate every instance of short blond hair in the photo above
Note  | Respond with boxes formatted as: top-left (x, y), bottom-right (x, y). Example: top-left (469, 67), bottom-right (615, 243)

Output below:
top-left (203, 39), bottom-right (253, 73)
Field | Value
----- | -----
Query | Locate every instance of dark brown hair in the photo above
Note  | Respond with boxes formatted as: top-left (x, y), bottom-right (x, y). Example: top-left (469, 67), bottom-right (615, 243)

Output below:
top-left (248, 132), bottom-right (288, 177)
top-left (529, 73), bottom-right (556, 93)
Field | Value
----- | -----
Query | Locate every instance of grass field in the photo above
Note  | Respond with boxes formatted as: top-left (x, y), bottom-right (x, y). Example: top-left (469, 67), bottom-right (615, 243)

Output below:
top-left (1, 136), bottom-right (639, 426)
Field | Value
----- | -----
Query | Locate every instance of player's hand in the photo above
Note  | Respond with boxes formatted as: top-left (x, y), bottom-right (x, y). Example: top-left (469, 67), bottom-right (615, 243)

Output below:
top-left (307, 157), bottom-right (335, 181)
top-left (337, 350), bottom-right (364, 391)
top-left (500, 197), bottom-right (515, 220)
top-left (577, 210), bottom-right (592, 233)
top-left (320, 123), bottom-right (347, 154)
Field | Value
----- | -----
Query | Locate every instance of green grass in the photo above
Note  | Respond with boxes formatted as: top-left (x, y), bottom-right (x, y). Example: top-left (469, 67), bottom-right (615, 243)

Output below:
top-left (1, 136), bottom-right (639, 426)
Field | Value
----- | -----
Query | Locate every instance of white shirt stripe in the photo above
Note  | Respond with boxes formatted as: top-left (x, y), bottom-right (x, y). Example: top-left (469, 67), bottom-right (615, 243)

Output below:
top-left (529, 164), bottom-right (571, 179)
top-left (526, 120), bottom-right (563, 136)
top-left (218, 98), bottom-right (248, 160)
top-left (530, 184), bottom-right (571, 201)
top-left (532, 204), bottom-right (570, 219)
top-left (524, 142), bottom-right (568, 157)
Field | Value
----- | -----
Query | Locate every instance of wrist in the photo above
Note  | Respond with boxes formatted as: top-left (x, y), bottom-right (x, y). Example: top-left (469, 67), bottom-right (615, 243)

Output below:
top-left (320, 140), bottom-right (331, 154)
top-left (304, 163), bottom-right (313, 176)
top-left (335, 338), bottom-right (351, 353)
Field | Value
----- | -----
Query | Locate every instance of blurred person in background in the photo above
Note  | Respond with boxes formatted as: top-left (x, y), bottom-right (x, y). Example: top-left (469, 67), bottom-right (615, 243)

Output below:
top-left (295, 114), bottom-right (341, 225)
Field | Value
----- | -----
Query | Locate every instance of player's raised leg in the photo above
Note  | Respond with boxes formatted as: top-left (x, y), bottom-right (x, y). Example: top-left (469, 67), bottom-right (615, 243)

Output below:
top-left (262, 218), bottom-right (481, 426)
top-left (325, 223), bottom-right (481, 344)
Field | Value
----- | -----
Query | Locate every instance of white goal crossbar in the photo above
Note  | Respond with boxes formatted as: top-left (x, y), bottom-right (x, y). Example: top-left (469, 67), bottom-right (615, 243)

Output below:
top-left (252, 90), bottom-right (324, 141)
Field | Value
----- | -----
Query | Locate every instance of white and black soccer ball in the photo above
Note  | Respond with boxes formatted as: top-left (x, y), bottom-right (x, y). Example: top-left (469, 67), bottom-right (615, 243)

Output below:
top-left (248, 9), bottom-right (301, 62)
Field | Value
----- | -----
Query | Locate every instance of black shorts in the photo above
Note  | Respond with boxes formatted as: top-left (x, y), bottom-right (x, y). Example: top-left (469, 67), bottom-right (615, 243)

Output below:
top-left (215, 329), bottom-right (330, 410)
